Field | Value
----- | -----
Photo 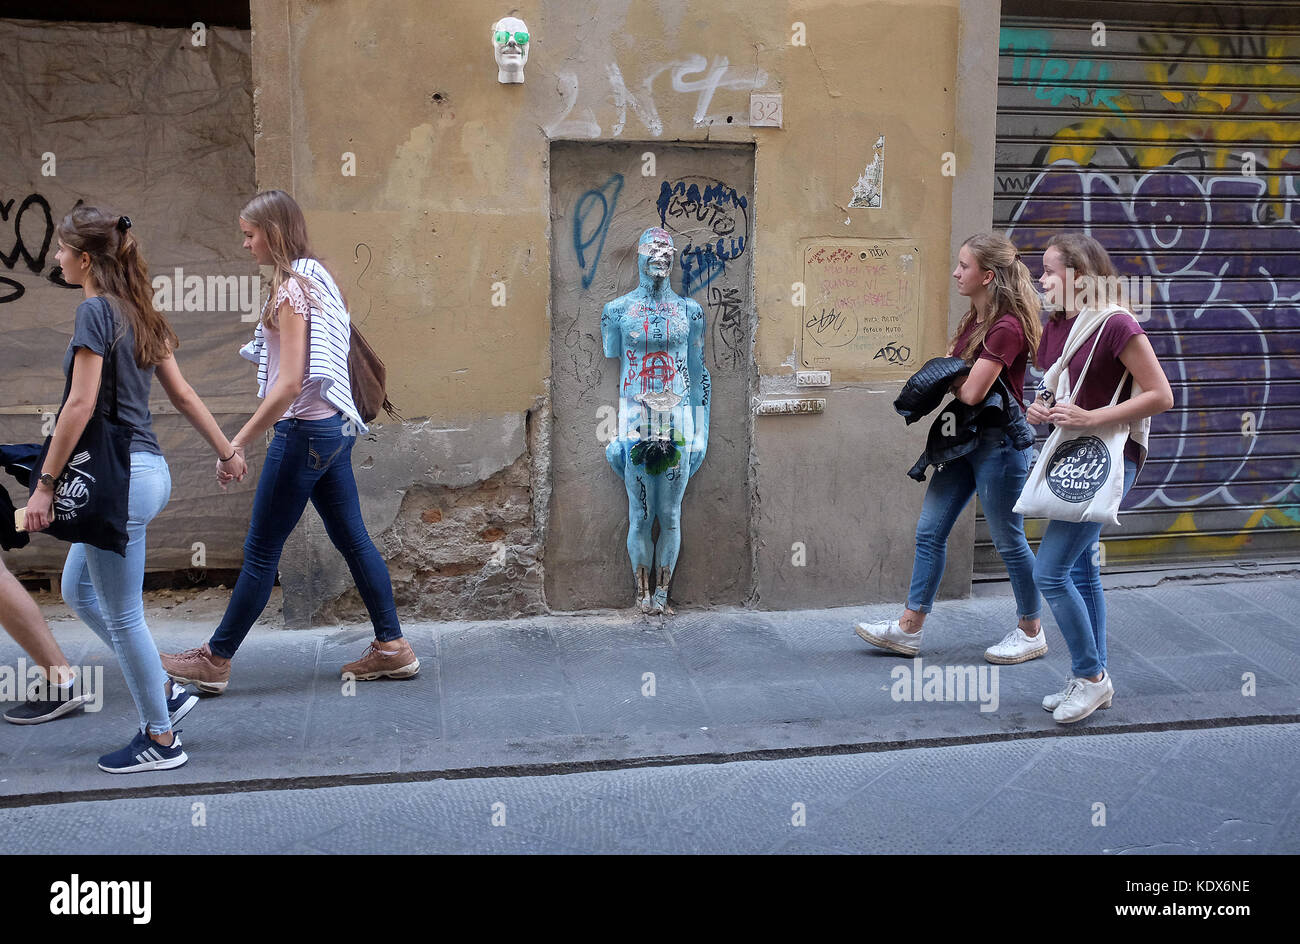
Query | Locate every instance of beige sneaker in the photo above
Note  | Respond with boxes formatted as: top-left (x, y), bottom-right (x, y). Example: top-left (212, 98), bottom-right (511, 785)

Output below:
top-left (342, 637), bottom-right (420, 680)
top-left (160, 644), bottom-right (231, 694)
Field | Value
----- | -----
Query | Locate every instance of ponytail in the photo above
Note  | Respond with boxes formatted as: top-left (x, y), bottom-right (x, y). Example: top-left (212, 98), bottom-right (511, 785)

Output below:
top-left (57, 206), bottom-right (179, 367)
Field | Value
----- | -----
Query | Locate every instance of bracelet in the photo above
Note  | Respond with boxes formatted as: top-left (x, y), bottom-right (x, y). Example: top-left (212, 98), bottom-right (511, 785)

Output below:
top-left (219, 448), bottom-right (237, 462)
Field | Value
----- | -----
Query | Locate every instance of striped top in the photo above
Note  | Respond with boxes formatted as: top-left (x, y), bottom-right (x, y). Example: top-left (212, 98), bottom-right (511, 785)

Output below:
top-left (239, 258), bottom-right (367, 433)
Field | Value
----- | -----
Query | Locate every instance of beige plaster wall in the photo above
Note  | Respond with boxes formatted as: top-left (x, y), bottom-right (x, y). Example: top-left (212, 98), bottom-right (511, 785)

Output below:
top-left (252, 0), bottom-right (960, 416)
top-left (252, 0), bottom-right (975, 615)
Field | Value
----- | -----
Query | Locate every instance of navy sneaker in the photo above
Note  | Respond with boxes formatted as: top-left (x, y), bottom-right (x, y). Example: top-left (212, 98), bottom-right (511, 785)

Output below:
top-left (97, 729), bottom-right (188, 774)
top-left (3, 678), bottom-right (93, 725)
top-left (167, 683), bottom-right (199, 726)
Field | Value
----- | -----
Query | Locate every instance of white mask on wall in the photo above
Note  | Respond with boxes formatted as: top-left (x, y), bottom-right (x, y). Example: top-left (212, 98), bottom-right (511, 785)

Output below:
top-left (493, 16), bottom-right (529, 84)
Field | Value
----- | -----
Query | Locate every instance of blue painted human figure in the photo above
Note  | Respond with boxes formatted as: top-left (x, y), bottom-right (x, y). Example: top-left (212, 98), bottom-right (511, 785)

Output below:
top-left (602, 227), bottom-right (710, 614)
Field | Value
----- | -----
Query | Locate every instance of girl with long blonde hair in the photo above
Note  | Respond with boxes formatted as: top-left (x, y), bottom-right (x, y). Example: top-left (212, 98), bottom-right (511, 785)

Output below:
top-left (856, 233), bottom-right (1048, 666)
top-left (161, 190), bottom-right (417, 693)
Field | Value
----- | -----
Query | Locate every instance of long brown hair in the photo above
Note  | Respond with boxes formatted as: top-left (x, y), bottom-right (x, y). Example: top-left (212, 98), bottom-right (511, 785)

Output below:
top-left (240, 190), bottom-right (342, 329)
top-left (1044, 232), bottom-right (1123, 322)
top-left (56, 205), bottom-right (179, 367)
top-left (951, 232), bottom-right (1042, 360)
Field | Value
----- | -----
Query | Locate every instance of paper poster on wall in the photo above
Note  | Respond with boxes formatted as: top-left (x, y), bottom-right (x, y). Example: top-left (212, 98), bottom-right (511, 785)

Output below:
top-left (848, 134), bottom-right (885, 208)
top-left (800, 240), bottom-right (920, 374)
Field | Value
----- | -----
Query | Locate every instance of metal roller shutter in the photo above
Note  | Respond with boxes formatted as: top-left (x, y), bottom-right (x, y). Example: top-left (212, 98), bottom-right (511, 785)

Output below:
top-left (975, 0), bottom-right (1300, 577)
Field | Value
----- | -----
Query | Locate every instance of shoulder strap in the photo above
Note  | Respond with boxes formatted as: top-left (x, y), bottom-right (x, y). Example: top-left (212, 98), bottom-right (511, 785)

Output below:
top-left (104, 301), bottom-right (121, 423)
top-left (59, 298), bottom-right (121, 423)
top-left (1062, 309), bottom-right (1122, 399)
top-left (1107, 369), bottom-right (1132, 407)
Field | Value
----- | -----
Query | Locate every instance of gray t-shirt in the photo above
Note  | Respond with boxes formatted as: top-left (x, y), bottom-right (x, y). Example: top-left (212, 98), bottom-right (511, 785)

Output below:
top-left (61, 295), bottom-right (162, 455)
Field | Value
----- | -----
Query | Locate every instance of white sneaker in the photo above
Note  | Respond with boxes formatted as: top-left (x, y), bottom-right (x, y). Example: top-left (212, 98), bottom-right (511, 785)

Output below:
top-left (984, 627), bottom-right (1048, 665)
top-left (1052, 672), bottom-right (1114, 724)
top-left (854, 619), bottom-right (922, 656)
top-left (1042, 673), bottom-right (1116, 712)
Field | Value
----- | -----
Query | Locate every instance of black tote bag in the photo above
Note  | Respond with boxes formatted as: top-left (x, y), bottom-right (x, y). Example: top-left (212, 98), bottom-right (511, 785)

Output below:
top-left (29, 320), bottom-right (133, 556)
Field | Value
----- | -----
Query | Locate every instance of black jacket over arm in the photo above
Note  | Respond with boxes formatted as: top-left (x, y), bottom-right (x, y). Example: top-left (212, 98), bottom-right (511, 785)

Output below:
top-left (893, 357), bottom-right (1034, 482)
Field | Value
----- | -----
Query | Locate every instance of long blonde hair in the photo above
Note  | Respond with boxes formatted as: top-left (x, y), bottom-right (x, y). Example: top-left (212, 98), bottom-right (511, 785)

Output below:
top-left (57, 205), bottom-right (180, 367)
top-left (950, 232), bottom-right (1043, 362)
top-left (240, 190), bottom-right (343, 329)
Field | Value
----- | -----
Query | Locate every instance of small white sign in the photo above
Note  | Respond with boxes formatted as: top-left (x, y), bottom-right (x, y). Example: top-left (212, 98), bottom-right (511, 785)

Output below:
top-left (755, 398), bottom-right (824, 415)
top-left (796, 370), bottom-right (831, 387)
top-left (750, 93), bottom-right (783, 128)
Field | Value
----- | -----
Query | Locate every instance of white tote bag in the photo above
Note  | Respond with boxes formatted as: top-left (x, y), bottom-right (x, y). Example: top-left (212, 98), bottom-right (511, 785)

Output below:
top-left (1015, 322), bottom-right (1131, 526)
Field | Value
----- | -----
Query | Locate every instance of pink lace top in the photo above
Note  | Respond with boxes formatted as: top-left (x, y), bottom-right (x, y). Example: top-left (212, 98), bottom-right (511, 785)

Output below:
top-left (265, 277), bottom-right (337, 420)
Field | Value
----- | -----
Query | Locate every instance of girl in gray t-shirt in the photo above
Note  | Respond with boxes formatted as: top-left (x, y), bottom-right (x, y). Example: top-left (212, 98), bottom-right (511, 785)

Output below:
top-left (21, 205), bottom-right (249, 773)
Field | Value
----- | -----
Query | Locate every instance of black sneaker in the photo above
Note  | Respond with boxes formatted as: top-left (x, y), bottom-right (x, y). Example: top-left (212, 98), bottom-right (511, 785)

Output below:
top-left (97, 729), bottom-right (188, 773)
top-left (167, 683), bottom-right (199, 726)
top-left (3, 680), bottom-right (92, 725)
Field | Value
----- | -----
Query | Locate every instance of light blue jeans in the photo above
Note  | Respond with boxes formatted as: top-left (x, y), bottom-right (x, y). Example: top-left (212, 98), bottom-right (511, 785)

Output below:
top-left (907, 429), bottom-right (1041, 620)
top-left (1033, 458), bottom-right (1139, 679)
top-left (62, 452), bottom-right (172, 736)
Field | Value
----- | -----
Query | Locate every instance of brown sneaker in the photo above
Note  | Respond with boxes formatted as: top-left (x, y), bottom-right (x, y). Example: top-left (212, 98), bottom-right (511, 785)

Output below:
top-left (342, 637), bottom-right (420, 681)
top-left (160, 644), bottom-right (231, 694)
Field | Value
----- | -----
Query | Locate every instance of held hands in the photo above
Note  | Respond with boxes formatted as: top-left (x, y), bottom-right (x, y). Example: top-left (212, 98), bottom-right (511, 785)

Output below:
top-left (216, 444), bottom-right (248, 490)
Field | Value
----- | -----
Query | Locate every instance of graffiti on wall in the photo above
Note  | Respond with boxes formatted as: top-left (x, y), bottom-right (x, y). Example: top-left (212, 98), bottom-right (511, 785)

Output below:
top-left (1007, 164), bottom-right (1299, 505)
top-left (1, 193), bottom-right (68, 303)
top-left (1001, 28), bottom-right (1123, 111)
top-left (655, 177), bottom-right (749, 295)
top-left (573, 173), bottom-right (625, 290)
top-left (998, 19), bottom-right (1300, 554)
top-left (545, 53), bottom-right (769, 139)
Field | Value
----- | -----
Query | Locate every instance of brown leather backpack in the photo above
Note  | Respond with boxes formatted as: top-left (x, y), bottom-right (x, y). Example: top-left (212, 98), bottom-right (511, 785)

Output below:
top-left (348, 325), bottom-right (401, 424)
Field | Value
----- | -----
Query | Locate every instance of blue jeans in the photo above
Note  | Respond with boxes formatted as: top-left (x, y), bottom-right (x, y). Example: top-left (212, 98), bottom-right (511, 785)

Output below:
top-left (62, 452), bottom-right (173, 736)
top-left (908, 430), bottom-right (1040, 619)
top-left (1033, 458), bottom-right (1139, 678)
top-left (209, 414), bottom-right (401, 659)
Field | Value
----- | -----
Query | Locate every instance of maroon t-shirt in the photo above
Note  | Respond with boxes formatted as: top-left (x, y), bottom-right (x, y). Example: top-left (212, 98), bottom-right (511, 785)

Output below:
top-left (951, 312), bottom-right (1029, 399)
top-left (1037, 311), bottom-right (1144, 409)
top-left (1037, 310), bottom-right (1146, 464)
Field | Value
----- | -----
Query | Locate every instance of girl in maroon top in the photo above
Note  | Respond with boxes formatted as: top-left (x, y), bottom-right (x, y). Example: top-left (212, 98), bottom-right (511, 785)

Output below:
top-left (856, 233), bottom-right (1050, 667)
top-left (1028, 233), bottom-right (1174, 724)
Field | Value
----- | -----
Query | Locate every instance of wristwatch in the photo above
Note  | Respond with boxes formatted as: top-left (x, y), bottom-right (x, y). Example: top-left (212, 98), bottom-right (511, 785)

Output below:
top-left (37, 472), bottom-right (57, 491)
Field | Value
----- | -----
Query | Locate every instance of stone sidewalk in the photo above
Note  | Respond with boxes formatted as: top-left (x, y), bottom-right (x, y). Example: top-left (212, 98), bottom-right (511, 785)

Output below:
top-left (4, 724), bottom-right (1296, 853)
top-left (0, 573), bottom-right (1297, 805)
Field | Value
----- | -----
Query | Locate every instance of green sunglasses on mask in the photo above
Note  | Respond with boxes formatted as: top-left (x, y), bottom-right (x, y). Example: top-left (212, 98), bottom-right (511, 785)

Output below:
top-left (494, 30), bottom-right (529, 44)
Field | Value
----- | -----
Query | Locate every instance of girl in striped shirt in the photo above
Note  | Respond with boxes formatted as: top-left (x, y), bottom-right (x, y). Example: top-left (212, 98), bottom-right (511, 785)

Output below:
top-left (161, 191), bottom-right (418, 692)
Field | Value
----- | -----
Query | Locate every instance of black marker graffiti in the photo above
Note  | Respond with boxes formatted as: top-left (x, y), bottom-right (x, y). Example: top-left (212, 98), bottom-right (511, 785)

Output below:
top-left (1, 193), bottom-right (58, 304)
top-left (708, 284), bottom-right (745, 371)
top-left (353, 242), bottom-right (374, 322)
top-left (873, 342), bottom-right (912, 364)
